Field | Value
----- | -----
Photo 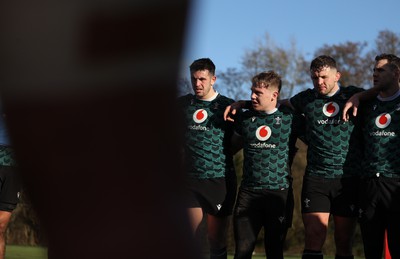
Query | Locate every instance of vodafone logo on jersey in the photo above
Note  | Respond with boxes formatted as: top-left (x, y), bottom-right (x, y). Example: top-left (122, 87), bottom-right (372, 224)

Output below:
top-left (375, 113), bottom-right (391, 129)
top-left (255, 125), bottom-right (271, 141)
top-left (193, 109), bottom-right (208, 123)
top-left (322, 102), bottom-right (339, 117)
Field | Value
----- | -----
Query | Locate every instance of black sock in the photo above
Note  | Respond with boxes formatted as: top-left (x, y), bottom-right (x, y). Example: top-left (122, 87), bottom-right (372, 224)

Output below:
top-left (210, 247), bottom-right (227, 259)
top-left (302, 249), bottom-right (323, 259)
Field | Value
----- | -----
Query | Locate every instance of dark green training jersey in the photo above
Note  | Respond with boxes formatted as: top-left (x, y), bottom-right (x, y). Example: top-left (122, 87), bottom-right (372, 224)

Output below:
top-left (290, 86), bottom-right (364, 178)
top-left (360, 92), bottom-right (400, 177)
top-left (234, 105), bottom-right (304, 190)
top-left (178, 93), bottom-right (235, 179)
top-left (0, 147), bottom-right (15, 166)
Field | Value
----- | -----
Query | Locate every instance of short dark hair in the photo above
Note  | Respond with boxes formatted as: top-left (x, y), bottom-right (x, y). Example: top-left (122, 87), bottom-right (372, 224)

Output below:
top-left (189, 58), bottom-right (216, 75)
top-left (251, 70), bottom-right (282, 92)
top-left (375, 53), bottom-right (400, 71)
top-left (310, 55), bottom-right (337, 72)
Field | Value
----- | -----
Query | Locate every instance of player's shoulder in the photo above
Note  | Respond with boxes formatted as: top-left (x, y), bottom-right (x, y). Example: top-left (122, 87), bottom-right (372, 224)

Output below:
top-left (340, 85), bottom-right (364, 94)
top-left (289, 88), bottom-right (316, 108)
top-left (278, 104), bottom-right (295, 114)
top-left (334, 85), bottom-right (364, 101)
top-left (291, 88), bottom-right (315, 100)
top-left (212, 95), bottom-right (235, 110)
top-left (216, 94), bottom-right (235, 105)
top-left (277, 105), bottom-right (302, 122)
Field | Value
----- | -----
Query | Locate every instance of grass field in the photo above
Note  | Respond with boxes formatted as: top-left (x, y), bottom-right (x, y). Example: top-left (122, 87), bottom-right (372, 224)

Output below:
top-left (5, 246), bottom-right (47, 259)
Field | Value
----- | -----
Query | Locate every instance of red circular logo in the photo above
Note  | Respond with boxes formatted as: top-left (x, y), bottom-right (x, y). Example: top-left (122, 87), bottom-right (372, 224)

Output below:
top-left (322, 102), bottom-right (339, 117)
top-left (375, 113), bottom-right (391, 129)
top-left (256, 125), bottom-right (271, 141)
top-left (193, 109), bottom-right (208, 123)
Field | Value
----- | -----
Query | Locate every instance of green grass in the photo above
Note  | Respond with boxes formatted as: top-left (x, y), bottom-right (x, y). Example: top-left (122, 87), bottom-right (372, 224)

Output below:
top-left (5, 245), bottom-right (47, 259)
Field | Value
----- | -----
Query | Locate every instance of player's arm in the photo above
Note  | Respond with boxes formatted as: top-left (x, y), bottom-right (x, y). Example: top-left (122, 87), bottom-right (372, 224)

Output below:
top-left (342, 87), bottom-right (380, 121)
top-left (288, 112), bottom-right (306, 167)
top-left (223, 100), bottom-right (250, 122)
top-left (277, 98), bottom-right (295, 110)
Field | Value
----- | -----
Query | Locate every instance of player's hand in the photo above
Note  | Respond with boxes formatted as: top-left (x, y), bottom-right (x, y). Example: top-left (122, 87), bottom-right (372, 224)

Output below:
top-left (342, 93), bottom-right (360, 121)
top-left (224, 101), bottom-right (244, 122)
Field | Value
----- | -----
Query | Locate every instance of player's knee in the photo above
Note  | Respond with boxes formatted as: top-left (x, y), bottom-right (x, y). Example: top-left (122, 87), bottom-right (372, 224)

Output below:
top-left (0, 222), bottom-right (8, 236)
top-left (0, 215), bottom-right (12, 235)
top-left (305, 223), bottom-right (327, 238)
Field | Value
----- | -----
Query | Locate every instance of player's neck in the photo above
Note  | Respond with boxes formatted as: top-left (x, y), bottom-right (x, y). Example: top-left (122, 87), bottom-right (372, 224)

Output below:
top-left (198, 90), bottom-right (218, 101)
top-left (378, 86), bottom-right (400, 100)
top-left (260, 102), bottom-right (278, 114)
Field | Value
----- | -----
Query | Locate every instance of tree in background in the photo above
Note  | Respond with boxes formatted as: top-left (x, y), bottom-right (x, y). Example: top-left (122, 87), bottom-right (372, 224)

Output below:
top-left (239, 33), bottom-right (309, 99)
top-left (218, 68), bottom-right (247, 101)
top-left (375, 30), bottom-right (400, 55)
top-left (178, 30), bottom-right (400, 100)
top-left (314, 41), bottom-right (372, 88)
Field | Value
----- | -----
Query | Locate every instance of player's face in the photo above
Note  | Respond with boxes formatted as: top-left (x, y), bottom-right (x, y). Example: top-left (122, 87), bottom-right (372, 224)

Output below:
top-left (310, 66), bottom-right (340, 96)
top-left (251, 85), bottom-right (278, 111)
top-left (190, 70), bottom-right (216, 100)
top-left (373, 59), bottom-right (397, 91)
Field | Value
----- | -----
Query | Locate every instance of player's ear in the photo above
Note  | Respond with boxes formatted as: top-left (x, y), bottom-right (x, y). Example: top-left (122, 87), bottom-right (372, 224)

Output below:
top-left (335, 71), bottom-right (341, 82)
top-left (211, 75), bottom-right (217, 86)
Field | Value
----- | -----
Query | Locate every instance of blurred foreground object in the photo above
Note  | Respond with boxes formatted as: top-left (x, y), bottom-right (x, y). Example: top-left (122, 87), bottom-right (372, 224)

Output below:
top-left (0, 1), bottom-right (198, 258)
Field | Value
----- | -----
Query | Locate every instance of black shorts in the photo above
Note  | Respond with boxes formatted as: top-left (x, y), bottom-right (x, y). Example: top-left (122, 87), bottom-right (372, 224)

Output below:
top-left (233, 186), bottom-right (289, 257)
top-left (358, 175), bottom-right (400, 222)
top-left (301, 175), bottom-right (358, 217)
top-left (234, 186), bottom-right (289, 226)
top-left (184, 175), bottom-right (237, 217)
top-left (0, 165), bottom-right (22, 212)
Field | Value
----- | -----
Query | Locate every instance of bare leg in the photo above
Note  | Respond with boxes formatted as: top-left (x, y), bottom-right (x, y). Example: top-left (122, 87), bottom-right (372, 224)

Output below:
top-left (0, 211), bottom-right (12, 259)
top-left (333, 215), bottom-right (356, 256)
top-left (303, 212), bottom-right (330, 251)
top-left (187, 207), bottom-right (204, 234)
top-left (207, 214), bottom-right (229, 259)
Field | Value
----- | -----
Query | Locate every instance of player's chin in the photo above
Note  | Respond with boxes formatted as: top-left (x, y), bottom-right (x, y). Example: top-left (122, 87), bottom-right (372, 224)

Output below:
top-left (195, 92), bottom-right (204, 98)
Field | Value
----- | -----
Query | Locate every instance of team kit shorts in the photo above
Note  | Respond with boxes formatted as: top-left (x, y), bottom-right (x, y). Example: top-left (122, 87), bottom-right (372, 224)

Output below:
top-left (301, 175), bottom-right (359, 217)
top-left (358, 175), bottom-right (400, 222)
top-left (234, 186), bottom-right (290, 228)
top-left (185, 175), bottom-right (237, 217)
top-left (0, 165), bottom-right (21, 212)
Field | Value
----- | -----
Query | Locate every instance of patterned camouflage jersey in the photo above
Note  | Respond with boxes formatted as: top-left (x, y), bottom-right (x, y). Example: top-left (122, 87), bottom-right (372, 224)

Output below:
top-left (178, 93), bottom-right (235, 179)
top-left (234, 105), bottom-right (304, 190)
top-left (290, 86), bottom-right (364, 178)
top-left (360, 92), bottom-right (400, 177)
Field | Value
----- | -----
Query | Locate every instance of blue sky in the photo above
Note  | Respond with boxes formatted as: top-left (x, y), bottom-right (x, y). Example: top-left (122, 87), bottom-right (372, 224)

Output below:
top-left (180, 0), bottom-right (400, 77)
